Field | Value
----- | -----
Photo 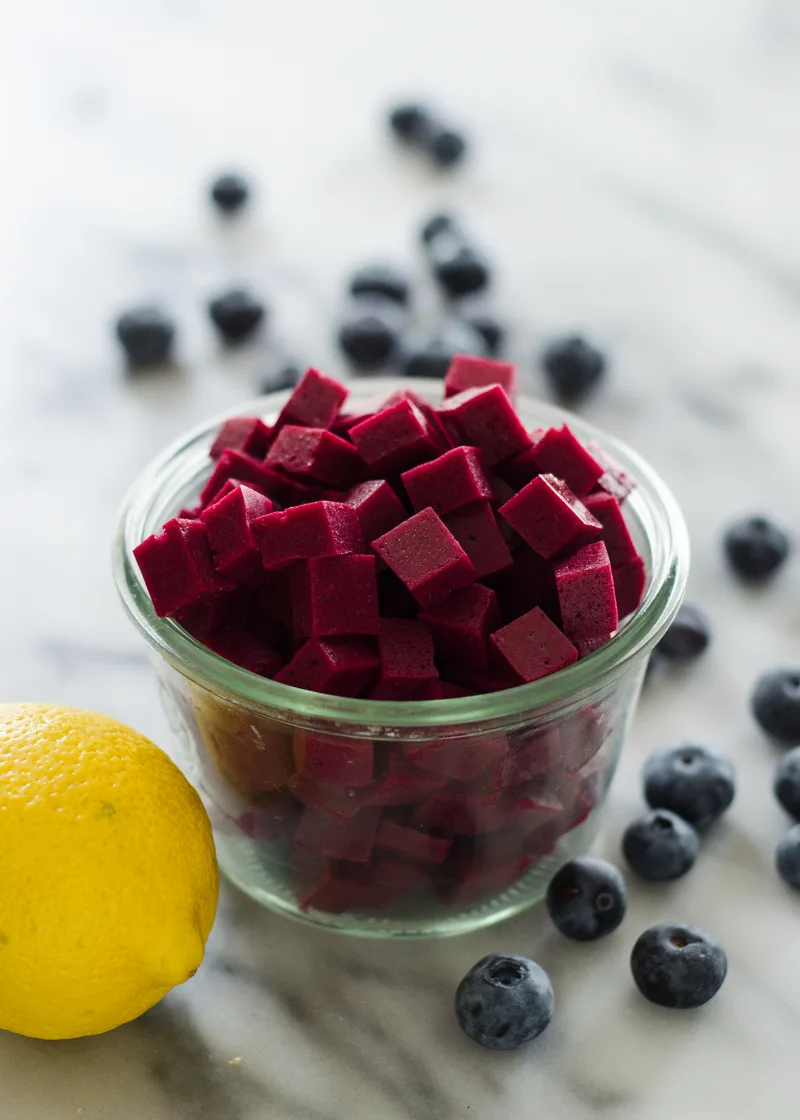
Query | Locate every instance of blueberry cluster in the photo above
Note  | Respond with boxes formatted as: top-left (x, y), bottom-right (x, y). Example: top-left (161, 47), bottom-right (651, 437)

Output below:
top-left (388, 102), bottom-right (468, 170)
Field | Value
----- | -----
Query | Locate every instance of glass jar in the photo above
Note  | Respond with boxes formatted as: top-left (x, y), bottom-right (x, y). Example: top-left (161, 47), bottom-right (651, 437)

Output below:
top-left (113, 378), bottom-right (689, 938)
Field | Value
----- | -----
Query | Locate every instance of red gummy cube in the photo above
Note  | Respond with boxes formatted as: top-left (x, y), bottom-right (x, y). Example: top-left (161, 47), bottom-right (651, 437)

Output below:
top-left (586, 440), bottom-right (636, 503)
top-left (419, 584), bottom-right (501, 669)
top-left (295, 804), bottom-right (381, 862)
top-left (349, 399), bottom-right (442, 475)
top-left (200, 484), bottom-right (273, 576)
top-left (498, 729), bottom-right (558, 786)
top-left (438, 385), bottom-right (532, 466)
top-left (406, 731), bottom-right (509, 783)
top-left (401, 446), bottom-right (493, 517)
top-left (275, 637), bottom-right (379, 696)
top-left (491, 606), bottom-right (579, 683)
top-left (612, 556), bottom-right (646, 617)
top-left (288, 774), bottom-right (372, 819)
top-left (276, 367), bottom-right (348, 430)
top-left (499, 473), bottom-right (601, 559)
top-left (134, 518), bottom-right (218, 617)
top-left (292, 554), bottom-right (379, 637)
top-left (366, 759), bottom-right (446, 806)
top-left (411, 792), bottom-right (510, 835)
top-left (205, 622), bottom-right (282, 677)
top-left (532, 426), bottom-right (604, 497)
top-left (443, 501), bottom-right (513, 579)
top-left (583, 492), bottom-right (638, 565)
top-left (253, 501), bottom-right (364, 569)
top-left (444, 354), bottom-right (517, 403)
top-left (209, 416), bottom-right (272, 460)
top-left (199, 449), bottom-right (279, 507)
top-left (554, 541), bottom-right (619, 640)
top-left (507, 789), bottom-right (563, 833)
top-left (576, 635), bottom-right (612, 659)
top-left (293, 730), bottom-right (374, 787)
top-left (368, 618), bottom-right (438, 700)
top-left (377, 818), bottom-right (453, 864)
top-left (343, 479), bottom-right (407, 544)
top-left (372, 508), bottom-right (477, 609)
top-left (266, 425), bottom-right (362, 489)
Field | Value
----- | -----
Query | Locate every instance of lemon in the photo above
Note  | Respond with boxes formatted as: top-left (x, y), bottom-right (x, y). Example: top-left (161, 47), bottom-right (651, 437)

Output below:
top-left (0, 703), bottom-right (219, 1039)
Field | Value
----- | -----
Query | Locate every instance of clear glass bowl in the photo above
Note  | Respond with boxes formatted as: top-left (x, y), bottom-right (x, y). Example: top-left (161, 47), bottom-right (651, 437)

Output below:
top-left (113, 377), bottom-right (689, 938)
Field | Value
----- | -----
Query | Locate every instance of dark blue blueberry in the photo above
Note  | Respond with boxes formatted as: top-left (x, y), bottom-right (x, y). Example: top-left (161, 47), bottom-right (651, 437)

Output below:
top-left (644, 745), bottom-right (735, 832)
top-left (349, 264), bottom-right (410, 307)
top-left (388, 103), bottom-right (431, 144)
top-left (210, 173), bottom-right (250, 214)
top-left (403, 320), bottom-right (487, 379)
top-left (338, 301), bottom-right (401, 371)
top-left (542, 335), bottom-right (606, 401)
top-left (455, 954), bottom-right (554, 1051)
top-left (655, 605), bottom-right (710, 661)
top-left (428, 127), bottom-right (467, 168)
top-left (774, 746), bottom-right (800, 821)
top-left (115, 305), bottom-right (175, 367)
top-left (724, 516), bottom-right (791, 581)
top-left (752, 670), bottom-right (800, 743)
top-left (420, 211), bottom-right (460, 247)
top-left (776, 825), bottom-right (800, 889)
top-left (208, 288), bottom-right (266, 344)
top-left (430, 242), bottom-right (491, 299)
top-left (631, 922), bottom-right (727, 1009)
top-left (259, 363), bottom-right (302, 396)
top-left (546, 857), bottom-right (627, 941)
top-left (622, 809), bottom-right (699, 881)
top-left (458, 305), bottom-right (506, 356)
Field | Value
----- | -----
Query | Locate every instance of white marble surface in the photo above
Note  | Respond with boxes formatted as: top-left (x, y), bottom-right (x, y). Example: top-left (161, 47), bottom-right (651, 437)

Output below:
top-left (2, 0), bottom-right (800, 1116)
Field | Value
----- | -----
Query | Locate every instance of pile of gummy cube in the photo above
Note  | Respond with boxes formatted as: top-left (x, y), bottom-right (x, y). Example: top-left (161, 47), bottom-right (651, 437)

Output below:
top-left (134, 355), bottom-right (647, 913)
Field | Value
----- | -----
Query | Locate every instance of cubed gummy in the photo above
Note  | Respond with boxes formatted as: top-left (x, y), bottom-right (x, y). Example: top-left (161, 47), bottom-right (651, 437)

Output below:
top-left (266, 425), bottom-right (363, 489)
top-left (531, 425), bottom-right (604, 497)
top-left (343, 479), bottom-right (407, 543)
top-left (367, 618), bottom-right (438, 700)
top-left (499, 473), bottom-right (601, 559)
top-left (349, 399), bottom-right (443, 474)
top-left (276, 367), bottom-right (348, 430)
top-left (443, 501), bottom-right (513, 579)
top-left (274, 637), bottom-right (379, 696)
top-left (134, 518), bottom-right (218, 617)
top-left (490, 606), bottom-right (579, 683)
top-left (401, 446), bottom-right (493, 516)
top-left (437, 384), bottom-right (532, 466)
top-left (292, 554), bottom-right (380, 637)
top-left (209, 416), bottom-right (272, 460)
top-left (253, 501), bottom-right (364, 569)
top-left (444, 354), bottom-right (517, 402)
top-left (554, 541), bottom-right (619, 640)
top-left (419, 583), bottom-right (501, 669)
top-left (372, 507), bottom-right (477, 608)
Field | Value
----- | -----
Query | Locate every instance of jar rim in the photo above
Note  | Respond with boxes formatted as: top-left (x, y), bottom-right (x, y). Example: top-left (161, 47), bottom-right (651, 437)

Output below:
top-left (113, 379), bottom-right (689, 729)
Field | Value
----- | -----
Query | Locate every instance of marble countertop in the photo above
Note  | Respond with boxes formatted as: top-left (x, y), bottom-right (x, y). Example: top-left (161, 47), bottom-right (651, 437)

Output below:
top-left (3, 0), bottom-right (800, 1116)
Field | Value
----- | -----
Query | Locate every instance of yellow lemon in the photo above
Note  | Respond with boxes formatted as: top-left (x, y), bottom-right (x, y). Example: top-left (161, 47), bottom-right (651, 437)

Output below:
top-left (0, 703), bottom-right (219, 1039)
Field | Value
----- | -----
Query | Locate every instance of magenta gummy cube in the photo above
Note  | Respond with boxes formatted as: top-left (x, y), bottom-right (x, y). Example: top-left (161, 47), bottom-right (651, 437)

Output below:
top-left (419, 584), bottom-right (501, 669)
top-left (277, 367), bottom-right (348, 431)
top-left (266, 425), bottom-right (362, 489)
top-left (583, 492), bottom-right (638, 565)
top-left (209, 416), bottom-right (271, 461)
top-left (444, 354), bottom-right (517, 402)
top-left (200, 484), bottom-right (273, 575)
top-left (411, 792), bottom-right (510, 836)
top-left (366, 761), bottom-right (446, 806)
top-left (377, 818), bottom-right (453, 864)
top-left (275, 637), bottom-right (379, 696)
top-left (134, 518), bottom-right (218, 617)
top-left (443, 501), bottom-right (513, 579)
top-left (253, 501), bottom-right (364, 569)
top-left (349, 399), bottom-right (442, 475)
top-left (576, 635), bottom-right (612, 659)
top-left (292, 554), bottom-right (379, 637)
top-left (437, 385), bottom-right (532, 466)
top-left (612, 556), bottom-right (646, 617)
top-left (205, 622), bottom-right (282, 677)
top-left (289, 775), bottom-right (372, 819)
top-left (344, 479), bottom-right (407, 544)
top-left (499, 473), bottom-right (601, 559)
top-left (295, 804), bottom-right (381, 862)
top-left (372, 507), bottom-right (477, 608)
top-left (531, 425), bottom-right (604, 497)
top-left (199, 449), bottom-right (280, 508)
top-left (401, 446), bottom-right (492, 517)
top-left (554, 541), bottom-right (619, 641)
top-left (368, 618), bottom-right (438, 700)
top-left (293, 730), bottom-right (374, 787)
top-left (406, 731), bottom-right (509, 783)
top-left (491, 606), bottom-right (579, 683)
top-left (586, 440), bottom-right (636, 503)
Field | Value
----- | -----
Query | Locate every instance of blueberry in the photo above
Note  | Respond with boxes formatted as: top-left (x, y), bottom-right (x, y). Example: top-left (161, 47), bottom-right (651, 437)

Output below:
top-left (403, 321), bottom-right (488, 379)
top-left (774, 746), bottom-right (800, 821)
top-left (546, 857), bottom-right (627, 941)
top-left (208, 288), bottom-right (266, 343)
top-left (420, 212), bottom-right (460, 247)
top-left (338, 302), bottom-right (401, 370)
top-left (752, 670), bottom-right (800, 743)
top-left (388, 103), bottom-right (431, 144)
top-left (542, 335), bottom-right (606, 401)
top-left (622, 809), bottom-right (699, 881)
top-left (655, 605), bottom-right (710, 661)
top-left (210, 173), bottom-right (250, 214)
top-left (776, 825), bottom-right (800, 889)
top-left (455, 954), bottom-right (554, 1051)
top-left (428, 127), bottom-right (467, 168)
top-left (644, 745), bottom-right (735, 832)
top-left (724, 516), bottom-right (791, 581)
top-left (431, 243), bottom-right (491, 300)
top-left (349, 264), bottom-right (410, 307)
top-left (458, 305), bottom-right (506, 356)
top-left (115, 305), bottom-right (175, 367)
top-left (630, 923), bottom-right (727, 1009)
top-left (259, 363), bottom-right (302, 396)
